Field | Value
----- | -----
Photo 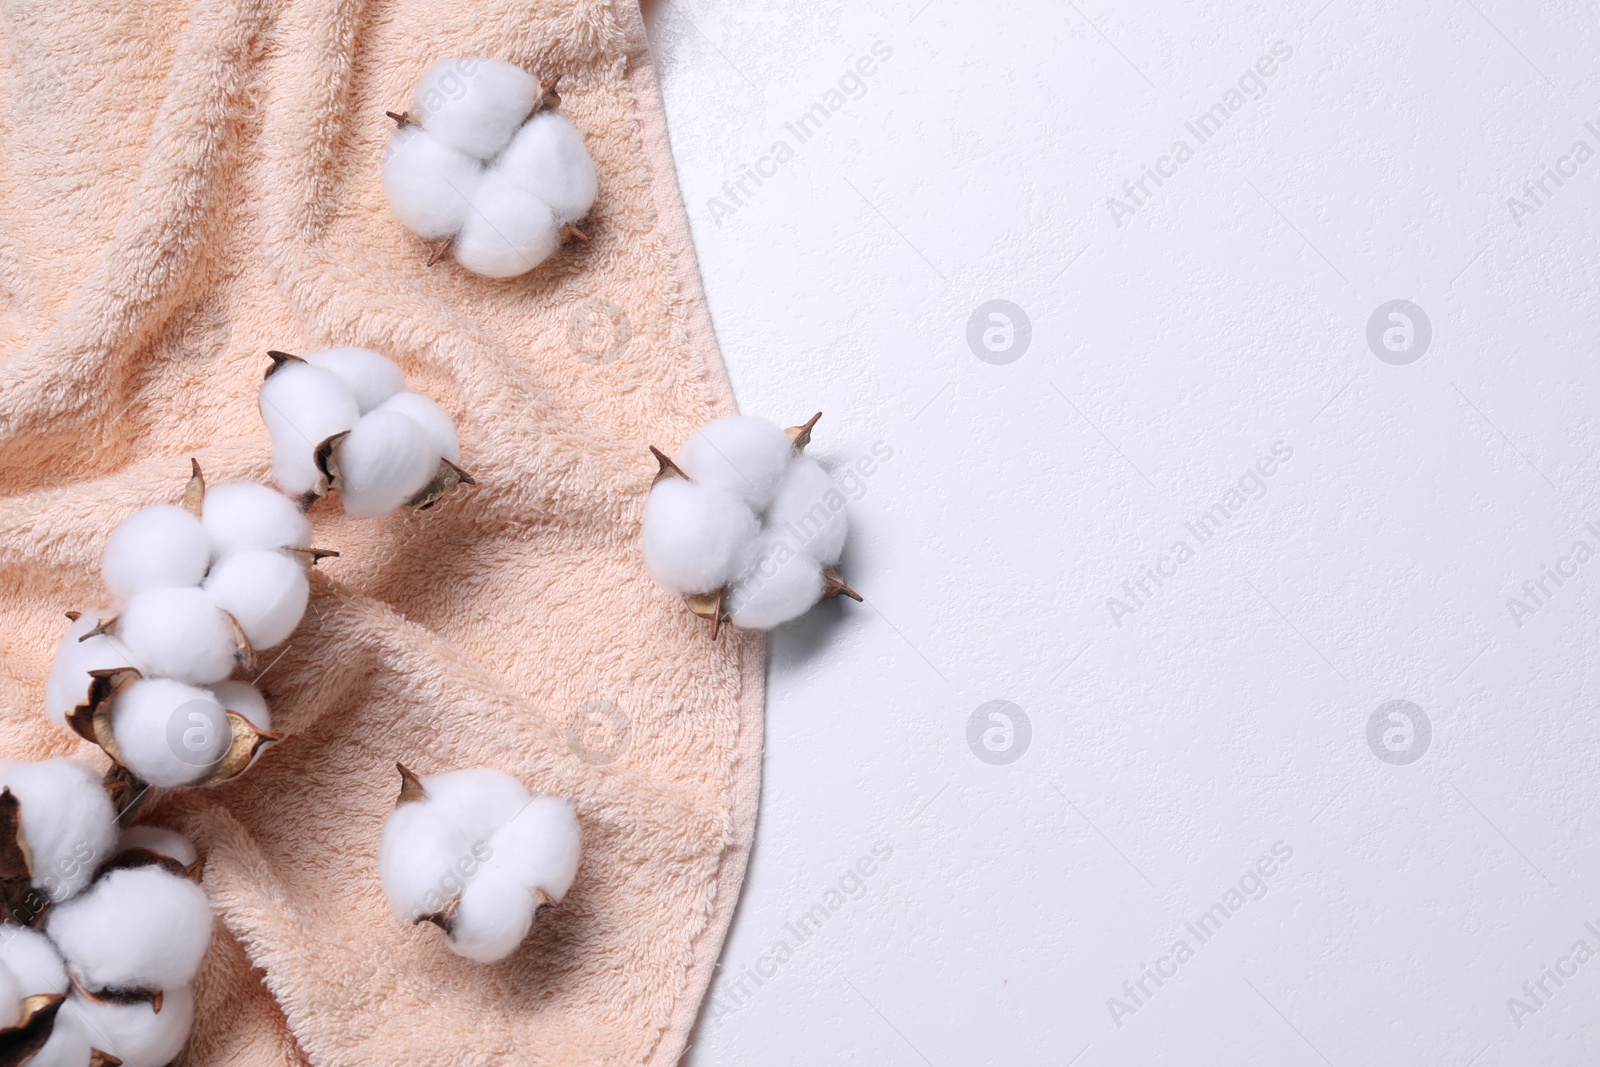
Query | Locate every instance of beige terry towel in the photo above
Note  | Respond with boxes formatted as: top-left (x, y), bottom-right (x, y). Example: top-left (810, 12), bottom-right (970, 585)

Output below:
top-left (0, 0), bottom-right (762, 1062)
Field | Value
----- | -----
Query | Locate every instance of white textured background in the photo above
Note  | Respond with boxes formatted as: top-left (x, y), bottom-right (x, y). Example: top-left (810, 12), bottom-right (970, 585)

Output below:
top-left (641, 1), bottom-right (1600, 1063)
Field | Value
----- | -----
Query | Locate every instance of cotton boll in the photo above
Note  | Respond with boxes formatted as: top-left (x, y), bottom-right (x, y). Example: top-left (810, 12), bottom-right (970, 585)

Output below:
top-left (258, 363), bottom-right (361, 495)
top-left (485, 796), bottom-right (580, 902)
top-left (382, 125), bottom-right (483, 240)
top-left (304, 347), bottom-right (407, 414)
top-left (65, 985), bottom-right (194, 1067)
top-left (420, 769), bottom-right (529, 843)
top-left (101, 504), bottom-right (210, 600)
top-left (453, 171), bottom-right (560, 279)
top-left (109, 679), bottom-right (230, 788)
top-left (0, 758), bottom-right (117, 902)
top-left (448, 866), bottom-right (534, 963)
top-left (496, 111), bottom-right (597, 222)
top-left (765, 457), bottom-right (849, 566)
top-left (641, 478), bottom-right (759, 596)
top-left (374, 392), bottom-right (460, 464)
top-left (118, 588), bottom-right (236, 685)
top-left (677, 416), bottom-right (795, 511)
top-left (335, 410), bottom-right (439, 517)
top-left (44, 612), bottom-right (134, 726)
top-left (726, 534), bottom-right (825, 630)
top-left (413, 58), bottom-right (539, 160)
top-left (202, 550), bottom-right (308, 650)
top-left (47, 867), bottom-right (212, 991)
top-left (29, 1009), bottom-right (92, 1067)
top-left (379, 802), bottom-right (471, 921)
top-left (200, 481), bottom-right (310, 557)
top-left (117, 826), bottom-right (199, 869)
top-left (209, 681), bottom-right (269, 733)
top-left (0, 928), bottom-right (67, 997)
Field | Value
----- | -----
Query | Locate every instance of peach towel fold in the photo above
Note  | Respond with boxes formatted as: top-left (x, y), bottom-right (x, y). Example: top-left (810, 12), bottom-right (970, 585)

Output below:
top-left (0, 0), bottom-right (762, 1062)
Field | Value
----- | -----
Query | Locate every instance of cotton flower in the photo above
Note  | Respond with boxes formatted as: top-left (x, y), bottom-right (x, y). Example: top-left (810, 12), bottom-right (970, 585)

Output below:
top-left (202, 549), bottom-right (309, 649)
top-left (383, 58), bottom-right (597, 278)
top-left (259, 351), bottom-right (472, 516)
top-left (199, 480), bottom-right (311, 557)
top-left (640, 414), bottom-right (861, 633)
top-left (117, 588), bottom-right (239, 686)
top-left (107, 679), bottom-right (232, 788)
top-left (0, 758), bottom-right (117, 903)
top-left (100, 504), bottom-right (210, 601)
top-left (379, 764), bottom-right (580, 963)
top-left (47, 865), bottom-right (212, 993)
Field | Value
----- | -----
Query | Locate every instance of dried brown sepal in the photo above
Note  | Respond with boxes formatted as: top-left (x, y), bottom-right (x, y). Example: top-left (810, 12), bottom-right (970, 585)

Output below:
top-left (0, 789), bottom-right (34, 925)
top-left (535, 75), bottom-right (561, 111)
top-left (76, 615), bottom-right (117, 642)
top-left (426, 236), bottom-right (453, 266)
top-left (414, 894), bottom-right (459, 935)
top-left (0, 992), bottom-right (65, 1063)
top-left (64, 610), bottom-right (81, 622)
top-left (67, 667), bottom-right (142, 751)
top-left (649, 446), bottom-right (687, 485)
top-left (385, 110), bottom-right (416, 127)
top-left (97, 848), bottom-right (198, 883)
top-left (534, 888), bottom-right (557, 912)
top-left (288, 547), bottom-right (340, 568)
top-left (102, 764), bottom-right (151, 823)
top-left (404, 458), bottom-right (476, 512)
top-left (69, 974), bottom-right (163, 1013)
top-left (88, 1051), bottom-right (124, 1067)
top-left (820, 567), bottom-right (863, 603)
top-left (183, 458), bottom-right (205, 517)
top-left (395, 762), bottom-right (427, 806)
top-left (189, 711), bottom-right (279, 788)
top-left (221, 612), bottom-right (256, 675)
top-left (311, 430), bottom-right (349, 500)
top-left (264, 351), bottom-right (304, 379)
top-left (785, 412), bottom-right (822, 450)
top-left (562, 224), bottom-right (589, 244)
top-left (684, 588), bottom-right (727, 639)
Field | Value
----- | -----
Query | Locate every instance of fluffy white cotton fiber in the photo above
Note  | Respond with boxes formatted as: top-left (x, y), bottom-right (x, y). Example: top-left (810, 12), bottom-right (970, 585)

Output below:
top-left (766, 456), bottom-right (848, 566)
top-left (209, 680), bottom-right (269, 733)
top-left (304, 347), bottom-right (406, 414)
top-left (118, 826), bottom-right (199, 868)
top-left (454, 171), bottom-right (561, 279)
top-left (200, 481), bottom-right (310, 557)
top-left (335, 409), bottom-right (439, 516)
top-left (485, 796), bottom-right (582, 902)
top-left (677, 417), bottom-right (794, 511)
top-left (118, 588), bottom-right (236, 685)
top-left (202, 550), bottom-right (308, 649)
top-left (727, 533), bottom-right (826, 630)
top-left (641, 479), bottom-right (758, 595)
top-left (44, 611), bottom-right (134, 725)
top-left (259, 363), bottom-right (360, 495)
top-left (28, 1009), bottom-right (92, 1067)
top-left (382, 126), bottom-right (483, 240)
top-left (101, 504), bottom-right (210, 600)
top-left (380, 767), bottom-right (581, 962)
top-left (497, 111), bottom-right (598, 223)
top-left (383, 58), bottom-right (597, 279)
top-left (0, 928), bottom-right (67, 997)
top-left (0, 758), bottom-right (117, 902)
top-left (47, 866), bottom-right (212, 991)
top-left (447, 866), bottom-right (534, 964)
top-left (110, 679), bottom-right (230, 787)
top-left (375, 391), bottom-right (461, 464)
top-left (63, 985), bottom-right (195, 1067)
top-left (413, 58), bottom-right (539, 160)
